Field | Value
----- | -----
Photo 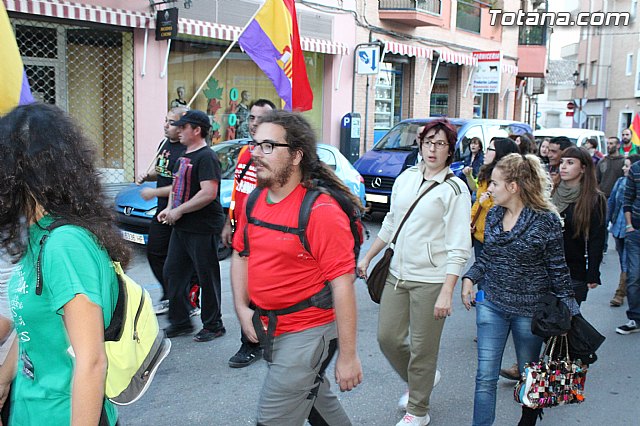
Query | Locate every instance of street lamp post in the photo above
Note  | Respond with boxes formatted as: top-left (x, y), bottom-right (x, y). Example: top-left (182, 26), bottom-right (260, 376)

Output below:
top-left (572, 70), bottom-right (588, 129)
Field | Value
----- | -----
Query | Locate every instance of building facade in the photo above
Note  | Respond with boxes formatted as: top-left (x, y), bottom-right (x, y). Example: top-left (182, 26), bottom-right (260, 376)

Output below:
top-left (354, 0), bottom-right (525, 149)
top-left (570, 0), bottom-right (640, 136)
top-left (7, 0), bottom-right (551, 182)
top-left (5, 0), bottom-right (355, 186)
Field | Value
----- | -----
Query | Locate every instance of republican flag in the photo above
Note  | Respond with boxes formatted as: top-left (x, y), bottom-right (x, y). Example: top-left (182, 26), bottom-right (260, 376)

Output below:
top-left (238, 0), bottom-right (313, 111)
top-left (630, 112), bottom-right (640, 147)
top-left (0, 3), bottom-right (33, 115)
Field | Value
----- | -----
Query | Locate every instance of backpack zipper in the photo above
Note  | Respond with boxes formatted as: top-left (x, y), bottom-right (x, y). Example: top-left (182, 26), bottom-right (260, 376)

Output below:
top-left (133, 291), bottom-right (145, 343)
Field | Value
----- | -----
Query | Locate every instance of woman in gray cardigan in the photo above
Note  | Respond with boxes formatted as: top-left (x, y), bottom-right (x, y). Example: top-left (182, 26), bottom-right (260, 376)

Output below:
top-left (462, 153), bottom-right (579, 426)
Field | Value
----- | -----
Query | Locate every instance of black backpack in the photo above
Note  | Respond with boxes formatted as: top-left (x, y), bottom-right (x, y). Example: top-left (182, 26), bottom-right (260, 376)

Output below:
top-left (240, 180), bottom-right (367, 264)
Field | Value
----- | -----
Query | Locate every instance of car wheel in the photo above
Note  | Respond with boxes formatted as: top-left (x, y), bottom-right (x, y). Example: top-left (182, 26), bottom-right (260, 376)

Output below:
top-left (217, 239), bottom-right (232, 261)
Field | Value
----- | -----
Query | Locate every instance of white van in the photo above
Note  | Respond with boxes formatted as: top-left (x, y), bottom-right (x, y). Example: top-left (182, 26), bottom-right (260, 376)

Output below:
top-left (533, 128), bottom-right (606, 153)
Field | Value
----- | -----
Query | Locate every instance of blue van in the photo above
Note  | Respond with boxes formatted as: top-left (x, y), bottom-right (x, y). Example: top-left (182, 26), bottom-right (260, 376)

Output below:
top-left (354, 118), bottom-right (532, 212)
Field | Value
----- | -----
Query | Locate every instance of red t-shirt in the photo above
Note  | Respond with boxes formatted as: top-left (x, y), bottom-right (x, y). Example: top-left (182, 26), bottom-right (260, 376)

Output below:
top-left (232, 184), bottom-right (355, 336)
top-left (229, 146), bottom-right (257, 225)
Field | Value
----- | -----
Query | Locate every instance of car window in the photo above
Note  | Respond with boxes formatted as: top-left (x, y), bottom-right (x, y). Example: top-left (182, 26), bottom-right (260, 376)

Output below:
top-left (317, 147), bottom-right (337, 170)
top-left (484, 124), bottom-right (514, 143)
top-left (374, 122), bottom-right (420, 150)
top-left (456, 125), bottom-right (484, 161)
top-left (212, 143), bottom-right (244, 179)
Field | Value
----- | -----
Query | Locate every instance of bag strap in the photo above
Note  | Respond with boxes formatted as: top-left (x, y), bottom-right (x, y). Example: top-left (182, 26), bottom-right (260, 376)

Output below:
top-left (471, 205), bottom-right (483, 229)
top-left (236, 156), bottom-right (253, 184)
top-left (35, 218), bottom-right (71, 296)
top-left (390, 173), bottom-right (453, 246)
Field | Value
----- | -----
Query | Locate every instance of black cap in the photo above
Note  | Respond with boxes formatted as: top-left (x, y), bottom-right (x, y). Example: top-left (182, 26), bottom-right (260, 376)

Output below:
top-left (173, 109), bottom-right (210, 129)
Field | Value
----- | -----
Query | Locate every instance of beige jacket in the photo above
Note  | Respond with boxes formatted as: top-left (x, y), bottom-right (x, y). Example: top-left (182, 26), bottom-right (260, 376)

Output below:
top-left (378, 163), bottom-right (472, 283)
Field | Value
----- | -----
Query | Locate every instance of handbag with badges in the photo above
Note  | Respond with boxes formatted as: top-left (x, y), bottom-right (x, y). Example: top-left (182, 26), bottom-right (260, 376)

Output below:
top-left (514, 335), bottom-right (587, 409)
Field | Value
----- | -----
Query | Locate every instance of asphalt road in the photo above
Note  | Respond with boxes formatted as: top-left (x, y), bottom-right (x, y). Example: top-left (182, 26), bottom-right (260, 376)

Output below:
top-left (118, 217), bottom-right (639, 425)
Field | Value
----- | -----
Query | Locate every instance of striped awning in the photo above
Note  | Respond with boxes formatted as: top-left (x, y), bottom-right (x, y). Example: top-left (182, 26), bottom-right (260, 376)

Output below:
top-left (384, 41), bottom-right (432, 59)
top-left (4, 0), bottom-right (348, 55)
top-left (436, 47), bottom-right (477, 66)
top-left (502, 63), bottom-right (519, 75)
top-left (178, 18), bottom-right (348, 55)
top-left (4, 0), bottom-right (153, 28)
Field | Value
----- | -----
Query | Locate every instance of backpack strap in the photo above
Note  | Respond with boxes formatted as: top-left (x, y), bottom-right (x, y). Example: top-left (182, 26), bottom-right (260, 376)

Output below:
top-left (297, 189), bottom-right (322, 254)
top-left (239, 187), bottom-right (264, 257)
top-left (239, 187), bottom-right (312, 257)
top-left (252, 281), bottom-right (333, 363)
top-left (35, 218), bottom-right (71, 296)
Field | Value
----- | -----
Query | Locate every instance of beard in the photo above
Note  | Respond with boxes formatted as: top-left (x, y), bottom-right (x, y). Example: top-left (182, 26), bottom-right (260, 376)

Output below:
top-left (256, 162), bottom-right (294, 188)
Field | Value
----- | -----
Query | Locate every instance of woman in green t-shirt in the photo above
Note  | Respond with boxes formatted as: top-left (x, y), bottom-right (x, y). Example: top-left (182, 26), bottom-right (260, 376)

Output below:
top-left (0, 103), bottom-right (131, 425)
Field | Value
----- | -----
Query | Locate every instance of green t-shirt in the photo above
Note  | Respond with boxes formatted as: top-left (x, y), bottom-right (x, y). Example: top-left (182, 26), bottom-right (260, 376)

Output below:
top-left (9, 216), bottom-right (118, 425)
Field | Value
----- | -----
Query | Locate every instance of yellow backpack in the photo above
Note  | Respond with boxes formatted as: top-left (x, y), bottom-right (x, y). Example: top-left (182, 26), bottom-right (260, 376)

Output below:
top-left (36, 221), bottom-right (171, 405)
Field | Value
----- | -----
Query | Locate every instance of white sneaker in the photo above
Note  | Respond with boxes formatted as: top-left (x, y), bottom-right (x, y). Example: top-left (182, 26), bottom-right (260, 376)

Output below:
top-left (189, 307), bottom-right (201, 317)
top-left (154, 300), bottom-right (169, 315)
top-left (398, 370), bottom-right (441, 410)
top-left (396, 413), bottom-right (430, 426)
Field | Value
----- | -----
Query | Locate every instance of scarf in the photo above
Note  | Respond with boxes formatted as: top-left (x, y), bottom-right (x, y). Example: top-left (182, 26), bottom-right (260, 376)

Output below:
top-left (552, 181), bottom-right (581, 213)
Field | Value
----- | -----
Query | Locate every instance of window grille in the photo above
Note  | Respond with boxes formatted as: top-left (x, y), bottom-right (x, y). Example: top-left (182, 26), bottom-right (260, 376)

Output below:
top-left (13, 18), bottom-right (135, 185)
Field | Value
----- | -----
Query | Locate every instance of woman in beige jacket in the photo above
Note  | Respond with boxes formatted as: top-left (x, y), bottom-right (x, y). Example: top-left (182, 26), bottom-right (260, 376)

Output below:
top-left (358, 118), bottom-right (472, 426)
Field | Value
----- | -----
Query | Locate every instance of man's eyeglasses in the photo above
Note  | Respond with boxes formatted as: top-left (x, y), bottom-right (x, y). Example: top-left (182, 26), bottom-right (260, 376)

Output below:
top-left (421, 140), bottom-right (449, 150)
top-left (248, 140), bottom-right (289, 154)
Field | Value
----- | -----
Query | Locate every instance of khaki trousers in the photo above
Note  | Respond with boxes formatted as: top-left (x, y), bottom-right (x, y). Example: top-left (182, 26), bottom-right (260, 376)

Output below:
top-left (377, 273), bottom-right (445, 417)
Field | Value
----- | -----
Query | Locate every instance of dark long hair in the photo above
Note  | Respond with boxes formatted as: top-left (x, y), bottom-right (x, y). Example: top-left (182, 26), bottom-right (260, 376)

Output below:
top-left (557, 146), bottom-right (606, 239)
top-left (257, 110), bottom-right (363, 210)
top-left (0, 103), bottom-right (130, 266)
top-left (419, 118), bottom-right (457, 166)
top-left (477, 137), bottom-right (519, 183)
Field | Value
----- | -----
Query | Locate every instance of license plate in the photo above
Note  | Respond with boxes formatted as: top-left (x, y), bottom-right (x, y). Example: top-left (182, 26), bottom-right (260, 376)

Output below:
top-left (366, 193), bottom-right (388, 204)
top-left (121, 230), bottom-right (146, 245)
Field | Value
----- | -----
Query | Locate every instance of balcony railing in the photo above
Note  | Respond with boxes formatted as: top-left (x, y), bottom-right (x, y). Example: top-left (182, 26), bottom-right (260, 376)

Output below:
top-left (379, 0), bottom-right (442, 15)
top-left (518, 25), bottom-right (547, 45)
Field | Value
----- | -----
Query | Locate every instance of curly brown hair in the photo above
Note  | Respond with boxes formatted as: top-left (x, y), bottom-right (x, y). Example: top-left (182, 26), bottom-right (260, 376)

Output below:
top-left (0, 103), bottom-right (130, 266)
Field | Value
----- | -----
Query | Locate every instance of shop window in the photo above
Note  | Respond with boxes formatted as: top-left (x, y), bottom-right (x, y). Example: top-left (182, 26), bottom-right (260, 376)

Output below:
top-left (14, 19), bottom-right (135, 184)
top-left (430, 80), bottom-right (448, 116)
top-left (374, 62), bottom-right (402, 130)
top-left (168, 40), bottom-right (324, 141)
top-left (473, 94), bottom-right (483, 118)
top-left (456, 0), bottom-right (481, 33)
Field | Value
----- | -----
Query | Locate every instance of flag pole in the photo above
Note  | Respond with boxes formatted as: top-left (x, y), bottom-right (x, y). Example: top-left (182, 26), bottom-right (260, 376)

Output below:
top-left (187, 1), bottom-right (264, 108)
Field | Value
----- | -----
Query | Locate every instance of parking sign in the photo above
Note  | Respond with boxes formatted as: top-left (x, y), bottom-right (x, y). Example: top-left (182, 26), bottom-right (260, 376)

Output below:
top-left (356, 46), bottom-right (380, 75)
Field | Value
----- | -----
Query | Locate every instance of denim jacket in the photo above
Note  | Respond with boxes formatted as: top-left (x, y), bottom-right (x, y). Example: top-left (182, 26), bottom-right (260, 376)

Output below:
top-left (608, 176), bottom-right (628, 239)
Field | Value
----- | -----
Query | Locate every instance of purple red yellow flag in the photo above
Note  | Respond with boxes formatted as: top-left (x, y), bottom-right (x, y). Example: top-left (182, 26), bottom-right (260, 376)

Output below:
top-left (630, 112), bottom-right (640, 147)
top-left (0, 3), bottom-right (34, 114)
top-left (238, 0), bottom-right (313, 111)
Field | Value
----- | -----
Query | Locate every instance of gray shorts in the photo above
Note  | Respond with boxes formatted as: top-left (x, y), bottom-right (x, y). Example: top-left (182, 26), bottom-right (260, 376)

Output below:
top-left (256, 322), bottom-right (351, 426)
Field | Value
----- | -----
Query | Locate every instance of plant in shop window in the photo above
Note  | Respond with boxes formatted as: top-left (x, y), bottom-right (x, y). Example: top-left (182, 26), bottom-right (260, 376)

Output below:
top-left (204, 77), bottom-right (224, 143)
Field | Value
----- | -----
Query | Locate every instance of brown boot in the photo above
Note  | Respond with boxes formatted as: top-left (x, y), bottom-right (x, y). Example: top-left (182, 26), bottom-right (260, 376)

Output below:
top-left (610, 272), bottom-right (627, 307)
top-left (499, 363), bottom-right (520, 381)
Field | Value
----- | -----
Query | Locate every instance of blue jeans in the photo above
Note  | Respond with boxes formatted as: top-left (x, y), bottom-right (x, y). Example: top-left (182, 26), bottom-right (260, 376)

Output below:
top-left (613, 236), bottom-right (628, 274)
top-left (473, 300), bottom-right (544, 426)
top-left (626, 230), bottom-right (640, 322)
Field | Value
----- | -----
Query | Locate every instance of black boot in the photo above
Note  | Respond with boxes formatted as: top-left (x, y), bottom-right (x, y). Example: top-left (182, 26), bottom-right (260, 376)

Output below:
top-left (517, 407), bottom-right (543, 426)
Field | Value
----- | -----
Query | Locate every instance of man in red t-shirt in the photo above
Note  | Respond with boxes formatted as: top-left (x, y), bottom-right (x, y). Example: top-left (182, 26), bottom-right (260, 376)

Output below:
top-left (222, 99), bottom-right (276, 368)
top-left (231, 110), bottom-right (363, 424)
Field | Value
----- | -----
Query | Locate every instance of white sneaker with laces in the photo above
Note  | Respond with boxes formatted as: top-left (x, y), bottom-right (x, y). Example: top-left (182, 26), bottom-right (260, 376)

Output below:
top-left (398, 370), bottom-right (441, 410)
top-left (396, 413), bottom-right (430, 426)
